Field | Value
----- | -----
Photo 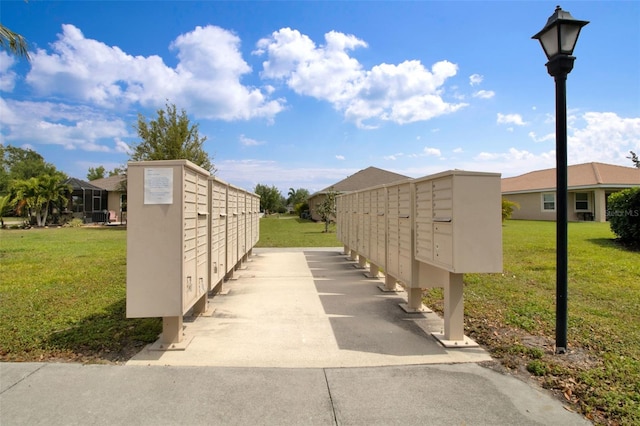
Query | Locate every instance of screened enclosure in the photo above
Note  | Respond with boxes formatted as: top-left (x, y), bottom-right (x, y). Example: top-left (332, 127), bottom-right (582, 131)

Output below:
top-left (64, 178), bottom-right (108, 223)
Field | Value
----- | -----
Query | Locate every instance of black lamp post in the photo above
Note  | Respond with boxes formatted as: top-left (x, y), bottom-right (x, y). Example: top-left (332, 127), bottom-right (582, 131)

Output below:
top-left (532, 6), bottom-right (588, 355)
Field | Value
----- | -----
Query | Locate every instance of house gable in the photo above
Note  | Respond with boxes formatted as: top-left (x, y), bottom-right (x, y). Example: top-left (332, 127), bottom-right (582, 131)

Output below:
top-left (308, 166), bottom-right (410, 221)
top-left (315, 166), bottom-right (409, 195)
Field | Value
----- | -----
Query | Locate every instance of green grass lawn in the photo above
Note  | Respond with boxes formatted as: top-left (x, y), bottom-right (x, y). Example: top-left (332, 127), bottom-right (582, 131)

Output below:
top-left (0, 227), bottom-right (160, 363)
top-left (423, 220), bottom-right (639, 425)
top-left (256, 215), bottom-right (341, 247)
top-left (0, 219), bottom-right (637, 424)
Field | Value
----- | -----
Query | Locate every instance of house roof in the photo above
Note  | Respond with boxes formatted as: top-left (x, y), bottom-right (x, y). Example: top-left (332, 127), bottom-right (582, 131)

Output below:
top-left (64, 177), bottom-right (105, 192)
top-left (90, 175), bottom-right (126, 191)
top-left (502, 162), bottom-right (640, 193)
top-left (313, 166), bottom-right (410, 195)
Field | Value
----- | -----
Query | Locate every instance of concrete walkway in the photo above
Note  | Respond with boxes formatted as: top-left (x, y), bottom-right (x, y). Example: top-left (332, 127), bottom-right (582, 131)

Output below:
top-left (0, 248), bottom-right (590, 425)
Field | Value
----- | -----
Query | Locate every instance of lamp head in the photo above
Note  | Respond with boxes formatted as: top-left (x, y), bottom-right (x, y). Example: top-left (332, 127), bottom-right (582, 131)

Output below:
top-left (532, 5), bottom-right (589, 60)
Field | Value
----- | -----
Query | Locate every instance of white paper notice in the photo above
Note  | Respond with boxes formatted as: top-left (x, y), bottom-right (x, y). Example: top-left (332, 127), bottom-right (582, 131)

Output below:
top-left (144, 168), bottom-right (173, 204)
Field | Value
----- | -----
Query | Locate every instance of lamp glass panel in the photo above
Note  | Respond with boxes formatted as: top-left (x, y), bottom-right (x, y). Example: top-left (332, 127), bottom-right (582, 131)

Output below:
top-left (539, 27), bottom-right (559, 59)
top-left (560, 24), bottom-right (581, 54)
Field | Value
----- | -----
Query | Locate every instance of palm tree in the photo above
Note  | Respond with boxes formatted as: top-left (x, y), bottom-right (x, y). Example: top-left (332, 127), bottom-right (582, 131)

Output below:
top-left (0, 194), bottom-right (12, 228)
top-left (10, 175), bottom-right (70, 226)
top-left (0, 24), bottom-right (30, 60)
top-left (36, 175), bottom-right (71, 226)
top-left (287, 188), bottom-right (296, 205)
top-left (10, 177), bottom-right (39, 224)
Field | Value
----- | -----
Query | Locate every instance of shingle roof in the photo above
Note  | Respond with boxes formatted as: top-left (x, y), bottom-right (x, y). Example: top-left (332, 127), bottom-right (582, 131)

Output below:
top-left (317, 166), bottom-right (410, 194)
top-left (90, 175), bottom-right (126, 191)
top-left (502, 162), bottom-right (640, 193)
top-left (64, 177), bottom-right (105, 192)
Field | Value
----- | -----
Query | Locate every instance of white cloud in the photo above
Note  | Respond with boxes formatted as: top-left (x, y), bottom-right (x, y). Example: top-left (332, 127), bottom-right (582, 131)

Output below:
top-left (256, 28), bottom-right (466, 128)
top-left (469, 74), bottom-right (483, 86)
top-left (216, 159), bottom-right (357, 194)
top-left (528, 131), bottom-right (555, 143)
top-left (469, 111), bottom-right (640, 177)
top-left (257, 28), bottom-right (365, 104)
top-left (384, 153), bottom-right (403, 160)
top-left (335, 155), bottom-right (345, 160)
top-left (474, 148), bottom-right (556, 176)
top-left (423, 147), bottom-right (441, 157)
top-left (114, 138), bottom-right (130, 154)
top-left (473, 90), bottom-right (495, 99)
top-left (497, 113), bottom-right (527, 126)
top-left (568, 112), bottom-right (640, 165)
top-left (25, 24), bottom-right (284, 121)
top-left (0, 51), bottom-right (17, 91)
top-left (453, 147), bottom-right (463, 153)
top-left (239, 134), bottom-right (265, 146)
top-left (0, 99), bottom-right (130, 151)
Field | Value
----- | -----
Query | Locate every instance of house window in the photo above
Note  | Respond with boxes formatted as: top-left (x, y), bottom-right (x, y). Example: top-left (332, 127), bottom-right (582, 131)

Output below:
top-left (93, 193), bottom-right (102, 211)
top-left (575, 193), bottom-right (589, 211)
top-left (72, 195), bottom-right (83, 213)
top-left (542, 193), bottom-right (555, 211)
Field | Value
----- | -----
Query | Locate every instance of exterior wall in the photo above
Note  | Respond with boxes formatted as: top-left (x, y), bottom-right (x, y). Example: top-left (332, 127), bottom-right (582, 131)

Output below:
top-left (309, 194), bottom-right (326, 221)
top-left (504, 193), bottom-right (557, 221)
top-left (504, 188), bottom-right (627, 222)
top-left (310, 193), bottom-right (339, 223)
top-left (106, 191), bottom-right (125, 221)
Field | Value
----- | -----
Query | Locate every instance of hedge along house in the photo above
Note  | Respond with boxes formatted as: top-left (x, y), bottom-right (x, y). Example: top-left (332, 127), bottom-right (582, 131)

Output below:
top-left (308, 166), bottom-right (409, 222)
top-left (64, 178), bottom-right (108, 223)
top-left (502, 162), bottom-right (640, 223)
top-left (90, 175), bottom-right (127, 224)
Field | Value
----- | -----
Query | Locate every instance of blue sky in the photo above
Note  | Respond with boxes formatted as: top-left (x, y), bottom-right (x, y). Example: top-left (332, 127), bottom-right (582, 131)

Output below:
top-left (1, 1), bottom-right (639, 195)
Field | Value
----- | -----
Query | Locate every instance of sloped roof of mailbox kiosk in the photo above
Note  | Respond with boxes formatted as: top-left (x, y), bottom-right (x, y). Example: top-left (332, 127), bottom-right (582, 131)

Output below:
top-left (314, 166), bottom-right (410, 195)
top-left (501, 162), bottom-right (640, 194)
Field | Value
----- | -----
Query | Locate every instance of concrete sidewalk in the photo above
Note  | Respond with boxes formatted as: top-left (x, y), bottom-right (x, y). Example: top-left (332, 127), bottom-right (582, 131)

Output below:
top-left (0, 248), bottom-right (590, 425)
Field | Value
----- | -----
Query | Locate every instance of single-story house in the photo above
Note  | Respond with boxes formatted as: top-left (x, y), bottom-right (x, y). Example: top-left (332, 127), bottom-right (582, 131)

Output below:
top-left (502, 162), bottom-right (639, 222)
top-left (64, 177), bottom-right (108, 223)
top-left (90, 175), bottom-right (127, 223)
top-left (308, 166), bottom-right (410, 221)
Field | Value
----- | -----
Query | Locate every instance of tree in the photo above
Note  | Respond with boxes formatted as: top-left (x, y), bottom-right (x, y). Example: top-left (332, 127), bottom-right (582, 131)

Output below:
top-left (316, 188), bottom-right (338, 232)
top-left (1, 146), bottom-right (61, 195)
top-left (130, 102), bottom-right (214, 172)
top-left (0, 23), bottom-right (30, 60)
top-left (254, 184), bottom-right (283, 214)
top-left (109, 166), bottom-right (125, 177)
top-left (502, 198), bottom-right (520, 222)
top-left (0, 194), bottom-right (10, 228)
top-left (10, 174), bottom-right (69, 227)
top-left (87, 166), bottom-right (106, 181)
top-left (287, 187), bottom-right (310, 206)
top-left (627, 151), bottom-right (640, 169)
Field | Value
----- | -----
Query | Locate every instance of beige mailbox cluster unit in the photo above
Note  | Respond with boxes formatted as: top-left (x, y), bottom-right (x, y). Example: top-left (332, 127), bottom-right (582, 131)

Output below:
top-left (336, 170), bottom-right (502, 346)
top-left (414, 171), bottom-right (502, 273)
top-left (208, 178), bottom-right (260, 287)
top-left (126, 160), bottom-right (259, 348)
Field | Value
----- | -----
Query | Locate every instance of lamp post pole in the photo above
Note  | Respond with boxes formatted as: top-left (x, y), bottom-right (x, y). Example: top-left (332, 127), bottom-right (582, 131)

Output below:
top-left (548, 56), bottom-right (574, 354)
top-left (533, 6), bottom-right (588, 355)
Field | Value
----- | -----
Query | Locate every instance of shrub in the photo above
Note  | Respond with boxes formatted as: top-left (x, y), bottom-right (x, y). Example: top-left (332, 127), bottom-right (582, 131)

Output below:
top-left (607, 188), bottom-right (640, 247)
top-left (295, 202), bottom-right (309, 217)
top-left (526, 360), bottom-right (548, 376)
top-left (67, 218), bottom-right (84, 228)
top-left (502, 198), bottom-right (520, 221)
